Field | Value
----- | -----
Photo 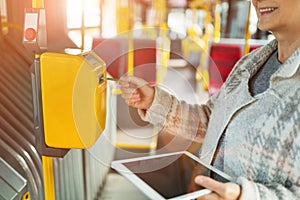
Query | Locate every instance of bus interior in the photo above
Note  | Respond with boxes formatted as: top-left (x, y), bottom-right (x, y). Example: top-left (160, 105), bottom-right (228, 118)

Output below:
top-left (0, 0), bottom-right (272, 199)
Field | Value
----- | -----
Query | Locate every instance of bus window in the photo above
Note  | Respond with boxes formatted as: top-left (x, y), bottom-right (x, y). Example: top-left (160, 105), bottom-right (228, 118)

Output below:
top-left (66, 0), bottom-right (101, 50)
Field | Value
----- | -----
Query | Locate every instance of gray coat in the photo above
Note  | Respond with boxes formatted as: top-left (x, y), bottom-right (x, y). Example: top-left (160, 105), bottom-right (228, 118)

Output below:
top-left (139, 39), bottom-right (300, 199)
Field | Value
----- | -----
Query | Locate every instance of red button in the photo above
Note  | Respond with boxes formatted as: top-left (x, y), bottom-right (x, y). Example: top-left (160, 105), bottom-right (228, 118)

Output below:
top-left (24, 28), bottom-right (37, 41)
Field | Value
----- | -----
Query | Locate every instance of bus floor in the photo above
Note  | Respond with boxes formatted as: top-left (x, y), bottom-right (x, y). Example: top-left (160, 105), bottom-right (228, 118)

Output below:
top-left (99, 61), bottom-right (209, 199)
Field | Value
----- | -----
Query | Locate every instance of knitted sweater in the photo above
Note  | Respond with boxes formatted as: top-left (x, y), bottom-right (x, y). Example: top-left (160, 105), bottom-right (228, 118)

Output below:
top-left (138, 40), bottom-right (300, 199)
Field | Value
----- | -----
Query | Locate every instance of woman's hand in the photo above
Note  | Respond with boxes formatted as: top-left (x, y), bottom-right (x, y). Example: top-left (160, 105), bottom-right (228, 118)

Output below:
top-left (119, 76), bottom-right (155, 110)
top-left (195, 176), bottom-right (241, 200)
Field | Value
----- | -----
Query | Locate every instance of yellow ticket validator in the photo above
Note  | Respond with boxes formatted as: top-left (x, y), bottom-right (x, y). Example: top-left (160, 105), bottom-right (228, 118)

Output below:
top-left (39, 52), bottom-right (106, 149)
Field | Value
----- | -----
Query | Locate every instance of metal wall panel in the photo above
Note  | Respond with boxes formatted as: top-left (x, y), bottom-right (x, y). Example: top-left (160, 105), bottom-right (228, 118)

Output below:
top-left (0, 36), bottom-right (43, 200)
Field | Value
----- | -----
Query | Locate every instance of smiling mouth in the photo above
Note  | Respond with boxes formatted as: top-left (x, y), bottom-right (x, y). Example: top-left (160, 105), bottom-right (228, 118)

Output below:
top-left (259, 7), bottom-right (278, 14)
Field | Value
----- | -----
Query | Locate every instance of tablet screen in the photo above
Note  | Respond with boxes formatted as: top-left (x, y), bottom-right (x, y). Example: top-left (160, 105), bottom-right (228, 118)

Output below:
top-left (123, 153), bottom-right (228, 199)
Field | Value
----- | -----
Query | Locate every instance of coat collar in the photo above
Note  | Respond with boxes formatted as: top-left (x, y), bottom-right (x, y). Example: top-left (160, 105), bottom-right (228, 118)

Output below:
top-left (222, 40), bottom-right (278, 95)
top-left (244, 39), bottom-right (278, 77)
top-left (273, 45), bottom-right (300, 79)
top-left (243, 39), bottom-right (300, 79)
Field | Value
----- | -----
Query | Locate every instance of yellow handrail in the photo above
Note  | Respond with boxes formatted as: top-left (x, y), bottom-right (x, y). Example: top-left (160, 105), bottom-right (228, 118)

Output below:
top-left (31, 2), bottom-right (56, 200)
top-left (127, 0), bottom-right (134, 76)
top-left (213, 0), bottom-right (221, 43)
top-left (2, 22), bottom-right (23, 31)
top-left (32, 0), bottom-right (44, 8)
top-left (81, 0), bottom-right (85, 50)
top-left (127, 31), bottom-right (134, 76)
top-left (243, 1), bottom-right (251, 55)
top-left (42, 156), bottom-right (55, 200)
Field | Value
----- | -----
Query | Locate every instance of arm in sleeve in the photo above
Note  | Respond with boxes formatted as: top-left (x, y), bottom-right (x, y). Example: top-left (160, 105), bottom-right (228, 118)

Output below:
top-left (138, 86), bottom-right (213, 143)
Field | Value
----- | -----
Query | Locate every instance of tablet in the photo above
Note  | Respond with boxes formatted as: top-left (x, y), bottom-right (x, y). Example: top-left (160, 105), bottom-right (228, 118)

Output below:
top-left (111, 151), bottom-right (232, 200)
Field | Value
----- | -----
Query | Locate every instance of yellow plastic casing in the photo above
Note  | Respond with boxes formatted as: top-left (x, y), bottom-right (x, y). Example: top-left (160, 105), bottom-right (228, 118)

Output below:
top-left (40, 52), bottom-right (106, 149)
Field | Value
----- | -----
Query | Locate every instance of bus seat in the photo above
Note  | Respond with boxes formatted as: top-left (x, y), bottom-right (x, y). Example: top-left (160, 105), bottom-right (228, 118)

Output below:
top-left (132, 39), bottom-right (156, 83)
top-left (92, 38), bottom-right (126, 79)
top-left (92, 38), bottom-right (156, 83)
top-left (208, 43), bottom-right (242, 94)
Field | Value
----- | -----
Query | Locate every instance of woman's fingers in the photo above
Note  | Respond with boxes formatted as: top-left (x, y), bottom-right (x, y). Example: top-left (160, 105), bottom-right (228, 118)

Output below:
top-left (120, 75), bottom-right (148, 88)
top-left (119, 75), bottom-right (155, 110)
top-left (122, 92), bottom-right (141, 102)
top-left (195, 176), bottom-right (241, 200)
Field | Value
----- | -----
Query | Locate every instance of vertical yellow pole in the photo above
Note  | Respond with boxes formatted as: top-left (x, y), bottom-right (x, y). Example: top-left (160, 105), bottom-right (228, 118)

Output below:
top-left (116, 0), bottom-right (134, 75)
top-left (155, 0), bottom-right (169, 84)
top-left (32, 0), bottom-right (44, 8)
top-left (81, 0), bottom-right (85, 50)
top-left (156, 23), bottom-right (170, 84)
top-left (213, 0), bottom-right (221, 43)
top-left (116, 0), bottom-right (130, 33)
top-left (42, 156), bottom-right (55, 200)
top-left (243, 1), bottom-right (251, 55)
top-left (127, 34), bottom-right (134, 76)
top-left (196, 2), bottom-right (212, 91)
top-left (127, 0), bottom-right (134, 76)
top-left (32, 1), bottom-right (55, 199)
